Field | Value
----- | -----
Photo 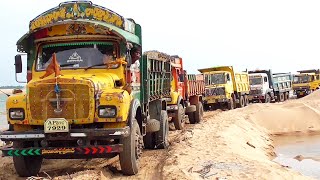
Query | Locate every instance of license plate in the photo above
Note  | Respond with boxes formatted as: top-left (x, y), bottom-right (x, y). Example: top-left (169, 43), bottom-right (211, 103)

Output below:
top-left (44, 118), bottom-right (69, 133)
top-left (300, 92), bottom-right (304, 95)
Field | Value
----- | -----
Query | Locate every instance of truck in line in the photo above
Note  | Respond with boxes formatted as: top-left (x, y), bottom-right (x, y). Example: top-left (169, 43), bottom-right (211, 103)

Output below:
top-left (248, 70), bottom-right (292, 102)
top-left (293, 69), bottom-right (320, 98)
top-left (199, 66), bottom-right (250, 110)
top-left (1, 1), bottom-right (172, 176)
top-left (167, 56), bottom-right (205, 130)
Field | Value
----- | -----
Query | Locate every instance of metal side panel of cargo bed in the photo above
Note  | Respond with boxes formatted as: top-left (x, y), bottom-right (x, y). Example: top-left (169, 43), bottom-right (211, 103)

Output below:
top-left (141, 51), bottom-right (172, 103)
top-left (187, 74), bottom-right (205, 97)
top-left (272, 73), bottom-right (293, 92)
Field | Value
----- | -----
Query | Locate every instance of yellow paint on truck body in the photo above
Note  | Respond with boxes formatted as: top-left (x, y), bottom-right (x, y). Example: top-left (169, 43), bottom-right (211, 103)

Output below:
top-left (199, 66), bottom-right (250, 104)
top-left (7, 65), bottom-right (131, 127)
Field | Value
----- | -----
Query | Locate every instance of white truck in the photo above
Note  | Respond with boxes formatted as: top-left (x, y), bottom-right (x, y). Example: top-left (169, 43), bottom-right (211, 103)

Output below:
top-left (248, 70), bottom-right (292, 103)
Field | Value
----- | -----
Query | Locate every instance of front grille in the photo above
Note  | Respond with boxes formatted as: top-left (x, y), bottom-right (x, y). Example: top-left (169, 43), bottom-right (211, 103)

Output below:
top-left (250, 90), bottom-right (262, 95)
top-left (205, 87), bottom-right (225, 96)
top-left (29, 84), bottom-right (90, 120)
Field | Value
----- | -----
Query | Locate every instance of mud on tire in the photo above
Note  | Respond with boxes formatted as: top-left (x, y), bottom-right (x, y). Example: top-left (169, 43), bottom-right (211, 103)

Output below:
top-left (194, 102), bottom-right (203, 123)
top-left (173, 104), bottom-right (185, 130)
top-left (120, 120), bottom-right (143, 175)
top-left (156, 110), bottom-right (169, 149)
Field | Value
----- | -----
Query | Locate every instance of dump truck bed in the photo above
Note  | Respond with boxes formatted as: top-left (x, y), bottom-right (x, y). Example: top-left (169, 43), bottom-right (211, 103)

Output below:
top-left (234, 72), bottom-right (250, 93)
top-left (272, 73), bottom-right (292, 93)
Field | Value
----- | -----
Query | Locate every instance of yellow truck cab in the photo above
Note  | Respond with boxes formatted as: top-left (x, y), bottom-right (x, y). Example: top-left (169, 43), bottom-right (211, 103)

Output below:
top-left (1, 1), bottom-right (172, 177)
top-left (199, 66), bottom-right (250, 110)
top-left (293, 69), bottom-right (320, 98)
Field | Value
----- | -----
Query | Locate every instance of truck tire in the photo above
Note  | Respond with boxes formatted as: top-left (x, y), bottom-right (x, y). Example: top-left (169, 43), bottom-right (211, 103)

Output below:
top-left (120, 120), bottom-right (143, 175)
top-left (156, 110), bottom-right (169, 149)
top-left (143, 133), bottom-right (155, 149)
top-left (227, 99), bottom-right (235, 110)
top-left (279, 93), bottom-right (285, 102)
top-left (238, 95), bottom-right (245, 108)
top-left (285, 92), bottom-right (289, 100)
top-left (187, 112), bottom-right (195, 124)
top-left (265, 94), bottom-right (271, 103)
top-left (173, 104), bottom-right (185, 130)
top-left (146, 119), bottom-right (160, 133)
top-left (244, 95), bottom-right (249, 106)
top-left (185, 105), bottom-right (196, 113)
top-left (13, 142), bottom-right (43, 177)
top-left (194, 102), bottom-right (203, 123)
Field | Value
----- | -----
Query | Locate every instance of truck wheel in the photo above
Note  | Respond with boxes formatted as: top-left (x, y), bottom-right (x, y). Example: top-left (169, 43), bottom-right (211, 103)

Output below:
top-left (284, 92), bottom-right (289, 101)
top-left (187, 112), bottom-right (195, 124)
top-left (244, 95), bottom-right (249, 106)
top-left (194, 102), bottom-right (203, 123)
top-left (120, 120), bottom-right (143, 175)
top-left (265, 94), bottom-right (271, 103)
top-left (280, 93), bottom-right (285, 102)
top-left (156, 110), bottom-right (169, 149)
top-left (227, 99), bottom-right (234, 110)
top-left (238, 96), bottom-right (245, 108)
top-left (13, 142), bottom-right (43, 177)
top-left (173, 104), bottom-right (185, 130)
top-left (143, 133), bottom-right (155, 149)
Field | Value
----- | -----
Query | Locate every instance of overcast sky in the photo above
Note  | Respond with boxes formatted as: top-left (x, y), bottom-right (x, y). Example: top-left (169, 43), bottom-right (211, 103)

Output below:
top-left (1, 0), bottom-right (320, 85)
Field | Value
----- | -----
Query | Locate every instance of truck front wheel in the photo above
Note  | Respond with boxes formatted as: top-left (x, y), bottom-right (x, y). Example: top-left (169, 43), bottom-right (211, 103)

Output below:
top-left (120, 120), bottom-right (143, 175)
top-left (173, 104), bottom-right (185, 130)
top-left (13, 142), bottom-right (43, 177)
top-left (227, 99), bottom-right (235, 110)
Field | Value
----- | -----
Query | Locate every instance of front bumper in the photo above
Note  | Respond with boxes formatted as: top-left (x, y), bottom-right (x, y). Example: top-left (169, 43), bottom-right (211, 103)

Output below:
top-left (0, 127), bottom-right (129, 158)
top-left (204, 96), bottom-right (228, 104)
top-left (248, 95), bottom-right (265, 100)
top-left (0, 127), bottom-right (130, 141)
top-left (1, 144), bottom-right (122, 157)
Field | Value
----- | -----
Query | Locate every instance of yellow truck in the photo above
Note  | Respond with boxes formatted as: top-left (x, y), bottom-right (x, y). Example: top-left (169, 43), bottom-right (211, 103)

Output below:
top-left (199, 66), bottom-right (250, 110)
top-left (0, 1), bottom-right (173, 177)
top-left (293, 69), bottom-right (320, 98)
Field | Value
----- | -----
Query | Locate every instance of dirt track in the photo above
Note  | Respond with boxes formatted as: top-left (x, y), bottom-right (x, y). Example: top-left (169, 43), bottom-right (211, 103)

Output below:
top-left (0, 111), bottom-right (220, 180)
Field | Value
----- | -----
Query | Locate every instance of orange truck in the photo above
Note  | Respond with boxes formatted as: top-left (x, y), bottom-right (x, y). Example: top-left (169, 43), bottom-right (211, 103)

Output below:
top-left (167, 56), bottom-right (205, 129)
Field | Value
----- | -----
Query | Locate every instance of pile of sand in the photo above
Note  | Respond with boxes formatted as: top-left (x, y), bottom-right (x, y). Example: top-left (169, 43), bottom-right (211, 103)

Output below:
top-left (249, 90), bottom-right (320, 135)
top-left (161, 109), bottom-right (310, 179)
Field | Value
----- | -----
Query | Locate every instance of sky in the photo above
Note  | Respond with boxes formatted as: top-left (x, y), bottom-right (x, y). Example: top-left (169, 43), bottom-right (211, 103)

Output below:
top-left (1, 0), bottom-right (320, 85)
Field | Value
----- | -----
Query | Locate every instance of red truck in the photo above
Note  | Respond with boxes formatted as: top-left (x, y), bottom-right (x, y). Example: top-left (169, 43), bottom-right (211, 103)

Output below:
top-left (167, 56), bottom-right (205, 129)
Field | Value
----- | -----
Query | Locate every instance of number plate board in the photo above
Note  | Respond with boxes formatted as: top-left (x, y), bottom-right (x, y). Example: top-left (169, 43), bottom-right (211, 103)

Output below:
top-left (44, 118), bottom-right (69, 133)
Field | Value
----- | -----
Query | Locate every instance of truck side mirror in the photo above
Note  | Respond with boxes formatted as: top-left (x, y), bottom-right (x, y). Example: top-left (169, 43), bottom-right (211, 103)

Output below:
top-left (15, 55), bottom-right (22, 73)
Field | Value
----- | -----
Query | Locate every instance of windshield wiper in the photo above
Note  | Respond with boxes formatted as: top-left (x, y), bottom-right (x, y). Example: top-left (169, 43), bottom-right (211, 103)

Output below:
top-left (85, 63), bottom-right (106, 70)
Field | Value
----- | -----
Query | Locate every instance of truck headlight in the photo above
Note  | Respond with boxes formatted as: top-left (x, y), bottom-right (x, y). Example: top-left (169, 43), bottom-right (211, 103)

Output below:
top-left (98, 106), bottom-right (117, 118)
top-left (9, 108), bottom-right (25, 120)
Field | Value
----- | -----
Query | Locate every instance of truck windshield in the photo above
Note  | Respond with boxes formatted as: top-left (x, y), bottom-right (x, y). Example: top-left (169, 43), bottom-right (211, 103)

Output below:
top-left (249, 77), bottom-right (262, 85)
top-left (293, 75), bottom-right (309, 83)
top-left (36, 42), bottom-right (118, 70)
top-left (211, 73), bottom-right (226, 84)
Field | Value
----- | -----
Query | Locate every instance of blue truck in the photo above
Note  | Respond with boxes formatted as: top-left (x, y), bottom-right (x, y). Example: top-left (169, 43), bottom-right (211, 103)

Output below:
top-left (248, 70), bottom-right (292, 103)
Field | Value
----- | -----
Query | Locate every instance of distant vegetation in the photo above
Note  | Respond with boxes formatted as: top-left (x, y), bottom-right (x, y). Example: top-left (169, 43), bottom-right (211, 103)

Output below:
top-left (0, 86), bottom-right (24, 89)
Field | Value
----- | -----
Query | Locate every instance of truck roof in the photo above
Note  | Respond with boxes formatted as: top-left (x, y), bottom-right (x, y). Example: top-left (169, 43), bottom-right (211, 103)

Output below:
top-left (249, 73), bottom-right (267, 77)
top-left (198, 66), bottom-right (234, 73)
top-left (297, 69), bottom-right (320, 74)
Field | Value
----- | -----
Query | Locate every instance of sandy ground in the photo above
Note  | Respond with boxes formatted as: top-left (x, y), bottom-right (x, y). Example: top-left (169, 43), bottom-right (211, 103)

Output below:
top-left (1, 91), bottom-right (320, 179)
